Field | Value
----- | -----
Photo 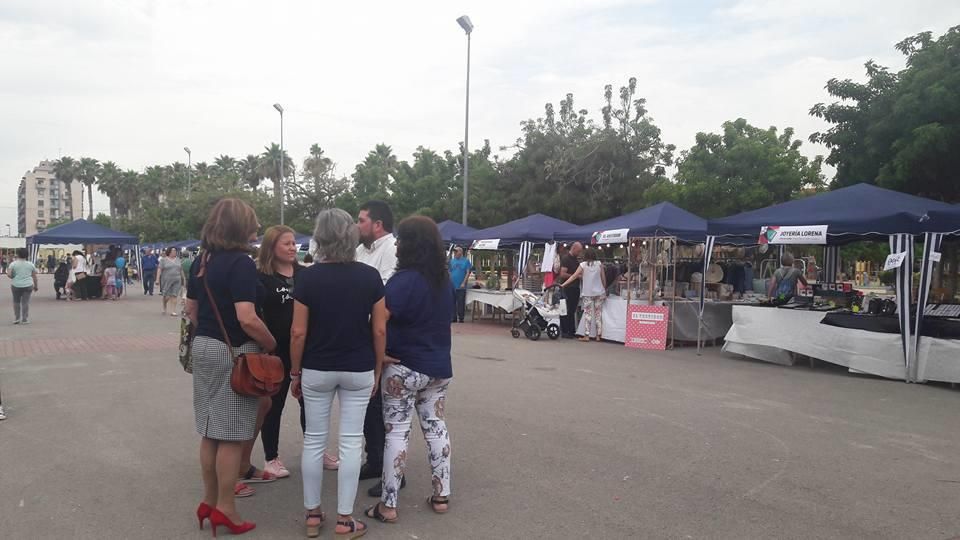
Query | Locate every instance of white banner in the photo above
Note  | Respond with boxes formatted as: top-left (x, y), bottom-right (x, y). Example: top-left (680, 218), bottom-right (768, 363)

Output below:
top-left (883, 251), bottom-right (907, 271)
top-left (759, 225), bottom-right (828, 245)
top-left (470, 239), bottom-right (500, 250)
top-left (591, 228), bottom-right (630, 244)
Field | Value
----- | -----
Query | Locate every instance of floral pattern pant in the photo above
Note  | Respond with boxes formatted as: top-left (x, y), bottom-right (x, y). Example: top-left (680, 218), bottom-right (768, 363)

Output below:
top-left (581, 295), bottom-right (605, 338)
top-left (381, 364), bottom-right (452, 508)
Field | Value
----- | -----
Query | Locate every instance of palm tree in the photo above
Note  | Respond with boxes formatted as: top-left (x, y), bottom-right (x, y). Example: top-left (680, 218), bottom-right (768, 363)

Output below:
top-left (118, 170), bottom-right (140, 218)
top-left (97, 161), bottom-right (122, 224)
top-left (241, 154), bottom-right (262, 192)
top-left (53, 156), bottom-right (78, 219)
top-left (77, 157), bottom-right (100, 220)
top-left (259, 143), bottom-right (294, 200)
top-left (214, 155), bottom-right (240, 189)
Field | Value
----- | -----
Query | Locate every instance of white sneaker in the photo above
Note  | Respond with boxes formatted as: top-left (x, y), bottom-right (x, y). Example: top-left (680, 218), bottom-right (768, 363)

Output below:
top-left (0, 406), bottom-right (6, 420)
top-left (264, 458), bottom-right (290, 478)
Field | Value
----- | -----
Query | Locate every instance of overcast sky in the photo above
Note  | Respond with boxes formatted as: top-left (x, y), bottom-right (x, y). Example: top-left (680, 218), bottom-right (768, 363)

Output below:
top-left (2, 0), bottom-right (958, 230)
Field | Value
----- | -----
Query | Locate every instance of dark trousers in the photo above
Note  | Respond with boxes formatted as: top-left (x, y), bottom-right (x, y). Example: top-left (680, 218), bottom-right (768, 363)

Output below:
top-left (363, 392), bottom-right (385, 470)
top-left (142, 269), bottom-right (156, 294)
top-left (454, 289), bottom-right (467, 322)
top-left (560, 286), bottom-right (580, 336)
top-left (74, 275), bottom-right (90, 300)
top-left (260, 351), bottom-right (306, 461)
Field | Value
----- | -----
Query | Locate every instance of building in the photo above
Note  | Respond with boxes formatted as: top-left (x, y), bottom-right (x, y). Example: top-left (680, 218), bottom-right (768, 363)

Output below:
top-left (17, 160), bottom-right (83, 237)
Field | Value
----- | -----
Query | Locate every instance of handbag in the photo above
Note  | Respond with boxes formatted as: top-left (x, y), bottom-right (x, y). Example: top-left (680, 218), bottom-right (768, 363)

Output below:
top-left (200, 254), bottom-right (284, 397)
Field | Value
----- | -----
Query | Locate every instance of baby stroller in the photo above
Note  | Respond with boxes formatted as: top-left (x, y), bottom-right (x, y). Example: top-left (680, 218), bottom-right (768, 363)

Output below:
top-left (511, 285), bottom-right (565, 341)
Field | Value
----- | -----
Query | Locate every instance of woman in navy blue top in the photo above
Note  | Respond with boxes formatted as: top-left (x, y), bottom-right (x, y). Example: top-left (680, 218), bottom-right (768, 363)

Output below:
top-left (366, 216), bottom-right (454, 523)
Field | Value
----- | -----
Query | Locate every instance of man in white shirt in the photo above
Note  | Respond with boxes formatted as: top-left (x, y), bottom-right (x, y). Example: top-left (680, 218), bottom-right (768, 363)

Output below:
top-left (353, 200), bottom-right (405, 497)
top-left (355, 200), bottom-right (397, 285)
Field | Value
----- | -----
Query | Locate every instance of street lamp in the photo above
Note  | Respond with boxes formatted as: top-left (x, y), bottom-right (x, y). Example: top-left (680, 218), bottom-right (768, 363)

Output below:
top-left (456, 15), bottom-right (474, 226)
top-left (184, 147), bottom-right (192, 199)
top-left (273, 103), bottom-right (285, 225)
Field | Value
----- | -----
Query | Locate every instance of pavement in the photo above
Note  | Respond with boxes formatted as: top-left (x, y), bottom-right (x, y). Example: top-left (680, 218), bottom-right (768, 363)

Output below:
top-left (1, 275), bottom-right (960, 539)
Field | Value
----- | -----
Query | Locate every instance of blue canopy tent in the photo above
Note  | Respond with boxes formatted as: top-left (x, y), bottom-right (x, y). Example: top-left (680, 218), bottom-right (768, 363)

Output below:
top-left (27, 219), bottom-right (142, 282)
top-left (554, 202), bottom-right (706, 243)
top-left (704, 184), bottom-right (956, 380)
top-left (453, 213), bottom-right (576, 282)
top-left (437, 220), bottom-right (476, 245)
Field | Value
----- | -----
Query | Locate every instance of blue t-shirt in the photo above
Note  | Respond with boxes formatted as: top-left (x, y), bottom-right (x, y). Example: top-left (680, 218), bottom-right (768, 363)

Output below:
top-left (449, 257), bottom-right (472, 289)
top-left (142, 254), bottom-right (159, 271)
top-left (385, 269), bottom-right (454, 379)
top-left (293, 262), bottom-right (384, 373)
top-left (187, 251), bottom-right (259, 346)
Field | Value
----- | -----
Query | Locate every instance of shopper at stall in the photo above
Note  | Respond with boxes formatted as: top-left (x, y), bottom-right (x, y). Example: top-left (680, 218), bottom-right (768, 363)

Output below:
top-left (558, 242), bottom-right (583, 339)
top-left (158, 247), bottom-right (182, 316)
top-left (365, 215), bottom-right (454, 523)
top-left (448, 246), bottom-right (472, 323)
top-left (114, 251), bottom-right (126, 298)
top-left (291, 208), bottom-right (386, 539)
top-left (54, 261), bottom-right (69, 300)
top-left (184, 198), bottom-right (276, 536)
top-left (8, 248), bottom-right (39, 324)
top-left (142, 247), bottom-right (159, 295)
top-left (561, 247), bottom-right (607, 342)
top-left (354, 200), bottom-right (400, 497)
top-left (72, 250), bottom-right (89, 301)
top-left (45, 254), bottom-right (56, 274)
top-left (768, 253), bottom-right (808, 303)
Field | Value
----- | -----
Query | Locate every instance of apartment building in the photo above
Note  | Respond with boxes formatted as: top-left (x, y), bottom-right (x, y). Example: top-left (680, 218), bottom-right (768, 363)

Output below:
top-left (17, 160), bottom-right (84, 237)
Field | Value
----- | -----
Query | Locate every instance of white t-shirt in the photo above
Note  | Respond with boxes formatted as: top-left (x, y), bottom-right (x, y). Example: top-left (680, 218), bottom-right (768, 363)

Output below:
top-left (580, 261), bottom-right (605, 297)
top-left (356, 233), bottom-right (397, 285)
top-left (74, 254), bottom-right (88, 274)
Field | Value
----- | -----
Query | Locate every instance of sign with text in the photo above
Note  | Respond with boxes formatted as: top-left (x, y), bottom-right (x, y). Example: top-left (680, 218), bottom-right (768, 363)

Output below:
top-left (883, 251), bottom-right (907, 271)
top-left (591, 228), bottom-right (630, 245)
top-left (759, 225), bottom-right (828, 245)
top-left (930, 251), bottom-right (942, 263)
top-left (470, 239), bottom-right (500, 251)
top-left (625, 305), bottom-right (670, 350)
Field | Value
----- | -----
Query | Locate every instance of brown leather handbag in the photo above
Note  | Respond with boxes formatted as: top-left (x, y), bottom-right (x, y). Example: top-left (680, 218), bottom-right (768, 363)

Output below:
top-left (200, 254), bottom-right (284, 397)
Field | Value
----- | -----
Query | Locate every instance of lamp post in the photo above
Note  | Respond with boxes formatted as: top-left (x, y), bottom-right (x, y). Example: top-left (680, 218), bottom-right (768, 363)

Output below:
top-left (456, 15), bottom-right (473, 226)
top-left (184, 147), bottom-right (192, 199)
top-left (4, 224), bottom-right (10, 237)
top-left (273, 103), bottom-right (285, 225)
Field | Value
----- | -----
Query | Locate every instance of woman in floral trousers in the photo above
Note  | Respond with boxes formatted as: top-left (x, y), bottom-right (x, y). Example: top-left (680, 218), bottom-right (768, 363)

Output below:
top-left (366, 216), bottom-right (455, 523)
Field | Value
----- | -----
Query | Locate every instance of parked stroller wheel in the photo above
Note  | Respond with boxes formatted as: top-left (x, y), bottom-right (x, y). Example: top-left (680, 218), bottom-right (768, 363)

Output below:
top-left (525, 326), bottom-right (541, 341)
top-left (547, 324), bottom-right (561, 340)
top-left (511, 328), bottom-right (521, 339)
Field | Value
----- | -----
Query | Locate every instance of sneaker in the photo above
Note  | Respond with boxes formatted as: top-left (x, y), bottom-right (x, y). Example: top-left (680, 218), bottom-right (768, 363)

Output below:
top-left (20, 320), bottom-right (29, 325)
top-left (264, 458), bottom-right (290, 479)
top-left (0, 406), bottom-right (6, 420)
top-left (12, 320), bottom-right (20, 325)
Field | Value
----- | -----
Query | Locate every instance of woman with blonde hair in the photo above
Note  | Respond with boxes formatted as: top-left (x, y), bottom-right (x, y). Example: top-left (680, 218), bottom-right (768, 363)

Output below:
top-left (185, 198), bottom-right (277, 536)
top-left (256, 225), bottom-right (339, 480)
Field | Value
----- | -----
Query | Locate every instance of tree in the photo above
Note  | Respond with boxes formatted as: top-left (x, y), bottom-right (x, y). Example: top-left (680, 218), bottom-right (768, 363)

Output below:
top-left (77, 157), bottom-right (100, 220)
top-left (52, 156), bottom-right (79, 217)
top-left (96, 161), bottom-right (122, 224)
top-left (651, 118), bottom-right (825, 218)
top-left (240, 154), bottom-right (262, 192)
top-left (258, 143), bottom-right (294, 200)
top-left (213, 155), bottom-right (240, 190)
top-left (286, 144), bottom-right (350, 230)
top-left (810, 26), bottom-right (960, 201)
top-left (351, 144), bottom-right (399, 204)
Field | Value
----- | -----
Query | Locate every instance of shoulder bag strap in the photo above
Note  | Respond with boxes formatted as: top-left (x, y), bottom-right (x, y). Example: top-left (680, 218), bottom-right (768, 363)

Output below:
top-left (198, 253), bottom-right (236, 359)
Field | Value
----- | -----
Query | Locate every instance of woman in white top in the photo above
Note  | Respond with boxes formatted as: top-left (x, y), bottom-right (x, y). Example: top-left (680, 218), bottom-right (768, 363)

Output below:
top-left (560, 248), bottom-right (607, 342)
top-left (71, 250), bottom-right (90, 301)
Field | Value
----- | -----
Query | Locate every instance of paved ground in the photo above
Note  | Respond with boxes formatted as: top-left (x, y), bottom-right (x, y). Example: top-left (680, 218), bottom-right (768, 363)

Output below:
top-left (1, 275), bottom-right (959, 539)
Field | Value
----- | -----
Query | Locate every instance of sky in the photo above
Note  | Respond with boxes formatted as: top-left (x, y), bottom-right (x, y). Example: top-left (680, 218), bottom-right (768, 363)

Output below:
top-left (1, 0), bottom-right (958, 231)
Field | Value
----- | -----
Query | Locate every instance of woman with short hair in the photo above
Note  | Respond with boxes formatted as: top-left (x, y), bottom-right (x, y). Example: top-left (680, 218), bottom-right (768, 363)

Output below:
top-left (158, 247), bottom-right (182, 316)
top-left (8, 248), bottom-right (38, 324)
top-left (291, 208), bottom-right (386, 538)
top-left (184, 198), bottom-right (277, 536)
top-left (366, 216), bottom-right (454, 523)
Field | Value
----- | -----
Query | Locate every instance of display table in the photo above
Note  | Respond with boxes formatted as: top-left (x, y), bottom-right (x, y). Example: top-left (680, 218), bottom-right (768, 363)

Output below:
top-left (723, 305), bottom-right (960, 383)
top-left (575, 297), bottom-right (736, 344)
top-left (466, 289), bottom-right (521, 321)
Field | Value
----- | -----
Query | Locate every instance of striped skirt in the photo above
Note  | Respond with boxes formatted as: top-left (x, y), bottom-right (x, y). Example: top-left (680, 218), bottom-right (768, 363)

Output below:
top-left (192, 336), bottom-right (260, 441)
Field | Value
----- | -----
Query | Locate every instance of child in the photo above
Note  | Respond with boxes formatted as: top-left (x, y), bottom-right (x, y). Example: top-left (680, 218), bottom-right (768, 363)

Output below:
top-left (101, 263), bottom-right (118, 300)
top-left (54, 262), bottom-right (69, 300)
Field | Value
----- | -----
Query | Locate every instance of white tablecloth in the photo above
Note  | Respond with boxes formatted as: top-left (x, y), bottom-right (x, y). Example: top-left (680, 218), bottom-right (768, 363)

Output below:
top-left (466, 289), bottom-right (522, 313)
top-left (723, 305), bottom-right (960, 383)
top-left (575, 297), bottom-right (736, 343)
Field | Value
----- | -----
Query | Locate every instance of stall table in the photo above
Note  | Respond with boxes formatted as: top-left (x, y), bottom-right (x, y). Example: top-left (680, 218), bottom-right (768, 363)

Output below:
top-left (575, 297), bottom-right (737, 344)
top-left (722, 305), bottom-right (960, 383)
top-left (466, 289), bottom-right (522, 322)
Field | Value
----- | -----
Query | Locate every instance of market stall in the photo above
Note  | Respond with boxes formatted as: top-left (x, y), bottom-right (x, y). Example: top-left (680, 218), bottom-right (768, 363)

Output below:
top-left (437, 220), bottom-right (476, 247)
top-left (707, 183), bottom-right (957, 382)
top-left (453, 213), bottom-right (575, 321)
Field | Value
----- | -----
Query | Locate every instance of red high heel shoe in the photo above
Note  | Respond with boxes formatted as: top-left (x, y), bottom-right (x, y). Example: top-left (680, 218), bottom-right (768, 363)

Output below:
top-left (209, 508), bottom-right (256, 537)
top-left (196, 502), bottom-right (213, 530)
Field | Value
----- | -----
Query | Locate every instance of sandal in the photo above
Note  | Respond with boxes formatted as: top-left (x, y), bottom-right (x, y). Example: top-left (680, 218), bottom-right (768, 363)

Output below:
top-left (364, 503), bottom-right (398, 524)
top-left (241, 465), bottom-right (277, 484)
top-left (335, 518), bottom-right (368, 539)
top-left (234, 482), bottom-right (255, 498)
top-left (305, 510), bottom-right (326, 538)
top-left (427, 496), bottom-right (450, 514)
top-left (578, 336), bottom-right (590, 342)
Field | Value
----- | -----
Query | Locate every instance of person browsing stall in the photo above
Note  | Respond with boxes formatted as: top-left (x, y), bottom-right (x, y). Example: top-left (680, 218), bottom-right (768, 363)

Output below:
top-left (448, 246), bottom-right (472, 323)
